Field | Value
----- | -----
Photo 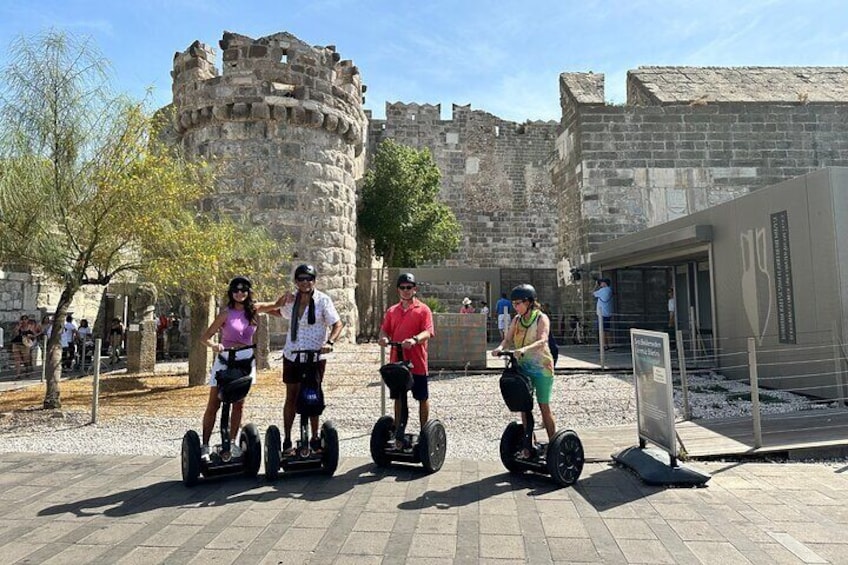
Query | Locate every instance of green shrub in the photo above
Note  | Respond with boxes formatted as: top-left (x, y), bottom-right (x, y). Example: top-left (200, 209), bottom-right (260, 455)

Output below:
top-left (421, 296), bottom-right (446, 313)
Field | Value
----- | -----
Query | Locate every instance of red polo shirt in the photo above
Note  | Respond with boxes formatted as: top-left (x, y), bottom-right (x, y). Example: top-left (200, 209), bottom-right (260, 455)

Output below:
top-left (381, 297), bottom-right (435, 376)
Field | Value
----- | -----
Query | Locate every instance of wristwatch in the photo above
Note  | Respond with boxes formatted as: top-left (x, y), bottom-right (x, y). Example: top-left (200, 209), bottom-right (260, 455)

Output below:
top-left (412, 335), bottom-right (420, 343)
top-left (326, 340), bottom-right (334, 346)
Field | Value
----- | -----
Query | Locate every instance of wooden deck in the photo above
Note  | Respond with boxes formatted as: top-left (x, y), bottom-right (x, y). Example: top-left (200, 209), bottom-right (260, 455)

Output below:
top-left (580, 408), bottom-right (848, 462)
top-left (676, 407), bottom-right (848, 458)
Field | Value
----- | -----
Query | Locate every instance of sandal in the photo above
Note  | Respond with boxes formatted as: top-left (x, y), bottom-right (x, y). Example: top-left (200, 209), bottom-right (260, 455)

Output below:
top-left (310, 437), bottom-right (322, 452)
top-left (282, 439), bottom-right (295, 456)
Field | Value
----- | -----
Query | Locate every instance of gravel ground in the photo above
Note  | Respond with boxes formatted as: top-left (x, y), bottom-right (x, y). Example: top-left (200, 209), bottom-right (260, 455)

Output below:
top-left (0, 343), bottom-right (828, 461)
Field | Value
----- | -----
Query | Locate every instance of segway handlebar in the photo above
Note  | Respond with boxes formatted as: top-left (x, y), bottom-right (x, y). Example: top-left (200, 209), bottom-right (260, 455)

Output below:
top-left (494, 349), bottom-right (518, 361)
top-left (290, 349), bottom-right (323, 363)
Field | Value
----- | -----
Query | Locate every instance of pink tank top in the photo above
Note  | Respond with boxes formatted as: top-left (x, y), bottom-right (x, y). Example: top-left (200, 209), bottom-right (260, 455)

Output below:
top-left (220, 308), bottom-right (255, 347)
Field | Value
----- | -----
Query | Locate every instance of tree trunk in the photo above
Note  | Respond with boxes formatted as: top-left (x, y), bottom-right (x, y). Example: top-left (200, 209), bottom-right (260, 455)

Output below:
top-left (187, 292), bottom-right (215, 387)
top-left (43, 288), bottom-right (76, 409)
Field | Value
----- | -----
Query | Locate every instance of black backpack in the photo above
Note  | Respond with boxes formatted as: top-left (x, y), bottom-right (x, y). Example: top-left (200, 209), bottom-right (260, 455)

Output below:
top-left (379, 361), bottom-right (414, 397)
top-left (215, 351), bottom-right (254, 403)
top-left (296, 366), bottom-right (325, 416)
top-left (499, 362), bottom-right (534, 413)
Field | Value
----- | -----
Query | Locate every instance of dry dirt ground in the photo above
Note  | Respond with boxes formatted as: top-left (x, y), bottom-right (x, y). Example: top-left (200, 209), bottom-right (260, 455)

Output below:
top-left (0, 343), bottom-right (385, 427)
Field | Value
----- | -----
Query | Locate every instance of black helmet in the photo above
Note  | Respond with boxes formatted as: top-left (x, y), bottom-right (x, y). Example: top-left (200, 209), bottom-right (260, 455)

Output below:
top-left (294, 264), bottom-right (317, 279)
top-left (228, 276), bottom-right (251, 293)
top-left (397, 272), bottom-right (416, 287)
top-left (510, 284), bottom-right (536, 302)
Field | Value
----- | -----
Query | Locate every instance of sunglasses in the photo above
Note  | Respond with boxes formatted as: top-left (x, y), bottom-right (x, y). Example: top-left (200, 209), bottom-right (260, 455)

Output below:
top-left (232, 287), bottom-right (249, 293)
top-left (398, 285), bottom-right (415, 291)
top-left (296, 276), bottom-right (315, 282)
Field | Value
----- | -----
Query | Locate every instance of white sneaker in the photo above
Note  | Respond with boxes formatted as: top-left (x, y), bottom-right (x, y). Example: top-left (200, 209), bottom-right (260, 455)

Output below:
top-left (200, 444), bottom-right (211, 462)
top-left (229, 444), bottom-right (243, 458)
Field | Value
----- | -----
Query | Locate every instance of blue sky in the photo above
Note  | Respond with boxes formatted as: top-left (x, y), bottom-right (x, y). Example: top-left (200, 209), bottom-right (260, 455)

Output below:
top-left (1, 0), bottom-right (846, 123)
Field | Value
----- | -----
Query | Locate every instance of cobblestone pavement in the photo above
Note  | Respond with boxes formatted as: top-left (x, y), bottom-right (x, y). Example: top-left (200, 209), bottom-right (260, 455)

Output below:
top-left (1, 452), bottom-right (846, 564)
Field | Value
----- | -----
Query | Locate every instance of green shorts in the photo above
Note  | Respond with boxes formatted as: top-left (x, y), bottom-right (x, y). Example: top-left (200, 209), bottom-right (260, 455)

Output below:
top-left (532, 374), bottom-right (553, 404)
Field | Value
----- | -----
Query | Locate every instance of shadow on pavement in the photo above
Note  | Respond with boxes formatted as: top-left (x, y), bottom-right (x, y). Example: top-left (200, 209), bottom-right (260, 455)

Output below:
top-left (397, 472), bottom-right (563, 511)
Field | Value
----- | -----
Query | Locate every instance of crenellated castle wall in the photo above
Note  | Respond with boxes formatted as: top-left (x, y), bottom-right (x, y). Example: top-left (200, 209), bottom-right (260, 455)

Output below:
top-left (368, 103), bottom-right (560, 270)
top-left (171, 31), bottom-right (369, 337)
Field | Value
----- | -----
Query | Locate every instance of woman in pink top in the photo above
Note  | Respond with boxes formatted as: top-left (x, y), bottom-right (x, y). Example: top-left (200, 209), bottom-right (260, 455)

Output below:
top-left (198, 276), bottom-right (278, 460)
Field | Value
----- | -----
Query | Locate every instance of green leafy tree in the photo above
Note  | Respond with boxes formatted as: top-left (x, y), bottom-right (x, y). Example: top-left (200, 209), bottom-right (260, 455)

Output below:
top-left (358, 139), bottom-right (460, 267)
top-left (0, 30), bottom-right (287, 405)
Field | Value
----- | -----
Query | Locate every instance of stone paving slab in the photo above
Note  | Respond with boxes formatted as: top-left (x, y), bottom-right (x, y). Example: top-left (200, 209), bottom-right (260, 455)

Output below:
top-left (0, 453), bottom-right (847, 564)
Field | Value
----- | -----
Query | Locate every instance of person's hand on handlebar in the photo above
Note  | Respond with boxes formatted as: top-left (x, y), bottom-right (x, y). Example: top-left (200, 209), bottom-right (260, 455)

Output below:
top-left (401, 338), bottom-right (416, 349)
top-left (378, 336), bottom-right (389, 347)
top-left (490, 347), bottom-right (503, 358)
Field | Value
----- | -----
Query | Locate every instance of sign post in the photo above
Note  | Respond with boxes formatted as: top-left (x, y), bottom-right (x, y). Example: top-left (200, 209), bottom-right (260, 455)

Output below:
top-left (632, 329), bottom-right (677, 464)
top-left (612, 328), bottom-right (710, 486)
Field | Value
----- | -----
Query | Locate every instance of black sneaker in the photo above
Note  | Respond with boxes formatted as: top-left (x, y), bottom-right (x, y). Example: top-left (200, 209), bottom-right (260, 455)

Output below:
top-left (310, 437), bottom-right (322, 452)
top-left (283, 439), bottom-right (294, 456)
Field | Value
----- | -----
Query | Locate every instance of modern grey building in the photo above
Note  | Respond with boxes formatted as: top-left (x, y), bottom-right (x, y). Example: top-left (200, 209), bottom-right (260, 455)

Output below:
top-left (590, 167), bottom-right (848, 402)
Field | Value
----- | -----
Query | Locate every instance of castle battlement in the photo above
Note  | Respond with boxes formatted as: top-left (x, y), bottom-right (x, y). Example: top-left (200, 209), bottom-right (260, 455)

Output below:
top-left (171, 31), bottom-right (367, 152)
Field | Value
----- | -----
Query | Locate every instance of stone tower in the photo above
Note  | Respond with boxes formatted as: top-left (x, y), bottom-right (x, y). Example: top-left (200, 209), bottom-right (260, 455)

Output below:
top-left (171, 31), bottom-right (367, 334)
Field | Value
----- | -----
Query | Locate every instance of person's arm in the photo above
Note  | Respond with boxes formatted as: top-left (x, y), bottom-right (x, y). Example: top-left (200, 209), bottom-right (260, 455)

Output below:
top-left (326, 320), bottom-right (343, 345)
top-left (200, 310), bottom-right (228, 353)
top-left (378, 311), bottom-right (391, 347)
top-left (404, 306), bottom-right (434, 349)
top-left (275, 291), bottom-right (295, 320)
top-left (403, 328), bottom-right (430, 349)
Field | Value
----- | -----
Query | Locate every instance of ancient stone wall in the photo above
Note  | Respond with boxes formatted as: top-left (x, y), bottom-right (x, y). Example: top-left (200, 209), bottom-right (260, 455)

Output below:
top-left (368, 103), bottom-right (560, 270)
top-left (171, 31), bottom-right (368, 338)
top-left (0, 269), bottom-right (105, 340)
top-left (553, 68), bottom-right (848, 318)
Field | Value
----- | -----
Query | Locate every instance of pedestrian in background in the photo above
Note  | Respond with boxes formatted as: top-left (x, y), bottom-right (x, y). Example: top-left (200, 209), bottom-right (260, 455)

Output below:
top-left (496, 292), bottom-right (512, 340)
top-left (593, 278), bottom-right (614, 349)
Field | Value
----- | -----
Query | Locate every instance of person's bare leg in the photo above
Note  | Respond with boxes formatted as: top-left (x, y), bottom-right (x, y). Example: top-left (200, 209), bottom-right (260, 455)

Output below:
top-left (202, 387), bottom-right (221, 445)
top-left (419, 399), bottom-right (429, 429)
top-left (539, 403), bottom-right (556, 444)
top-left (284, 383), bottom-right (299, 443)
top-left (310, 415), bottom-right (319, 441)
top-left (230, 400), bottom-right (244, 441)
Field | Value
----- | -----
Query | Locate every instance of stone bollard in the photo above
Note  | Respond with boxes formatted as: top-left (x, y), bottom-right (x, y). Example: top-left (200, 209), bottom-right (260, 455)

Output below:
top-left (126, 319), bottom-right (157, 373)
top-left (255, 313), bottom-right (271, 370)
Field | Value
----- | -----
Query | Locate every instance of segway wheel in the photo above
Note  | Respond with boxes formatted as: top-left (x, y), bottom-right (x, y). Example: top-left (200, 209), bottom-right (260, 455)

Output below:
top-left (181, 430), bottom-right (201, 487)
top-left (547, 429), bottom-right (584, 486)
top-left (370, 415), bottom-right (395, 467)
top-left (241, 423), bottom-right (262, 478)
top-left (499, 422), bottom-right (525, 474)
top-left (265, 425), bottom-right (281, 481)
top-left (419, 419), bottom-right (447, 474)
top-left (320, 420), bottom-right (340, 476)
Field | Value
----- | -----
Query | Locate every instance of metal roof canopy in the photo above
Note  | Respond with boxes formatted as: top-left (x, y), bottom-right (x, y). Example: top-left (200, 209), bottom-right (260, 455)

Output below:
top-left (589, 224), bottom-right (713, 270)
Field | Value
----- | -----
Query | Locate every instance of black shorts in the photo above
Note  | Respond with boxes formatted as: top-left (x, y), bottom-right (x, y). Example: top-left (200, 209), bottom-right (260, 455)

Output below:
top-left (411, 374), bottom-right (429, 401)
top-left (389, 374), bottom-right (429, 401)
top-left (282, 357), bottom-right (327, 385)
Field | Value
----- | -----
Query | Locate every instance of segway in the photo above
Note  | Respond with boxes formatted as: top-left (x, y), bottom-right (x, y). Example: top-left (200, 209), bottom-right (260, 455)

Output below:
top-left (370, 341), bottom-right (446, 473)
top-left (495, 350), bottom-right (583, 487)
top-left (181, 346), bottom-right (262, 487)
top-left (265, 349), bottom-right (339, 480)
